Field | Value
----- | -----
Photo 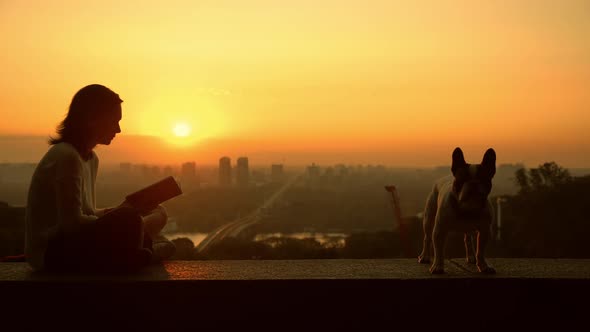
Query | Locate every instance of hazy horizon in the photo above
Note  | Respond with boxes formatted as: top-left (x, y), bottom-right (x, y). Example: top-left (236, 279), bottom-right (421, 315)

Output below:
top-left (1, 134), bottom-right (589, 169)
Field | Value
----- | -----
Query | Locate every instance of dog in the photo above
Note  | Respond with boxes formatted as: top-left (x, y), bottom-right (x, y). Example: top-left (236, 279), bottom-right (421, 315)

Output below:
top-left (418, 147), bottom-right (496, 274)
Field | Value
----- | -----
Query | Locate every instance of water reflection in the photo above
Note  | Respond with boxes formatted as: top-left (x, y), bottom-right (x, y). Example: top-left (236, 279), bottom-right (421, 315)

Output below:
top-left (163, 232), bottom-right (208, 246)
top-left (163, 231), bottom-right (348, 248)
top-left (255, 232), bottom-right (348, 247)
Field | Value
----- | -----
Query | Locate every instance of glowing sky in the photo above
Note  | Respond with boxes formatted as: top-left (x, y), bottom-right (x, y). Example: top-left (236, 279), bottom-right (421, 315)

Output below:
top-left (1, 1), bottom-right (589, 166)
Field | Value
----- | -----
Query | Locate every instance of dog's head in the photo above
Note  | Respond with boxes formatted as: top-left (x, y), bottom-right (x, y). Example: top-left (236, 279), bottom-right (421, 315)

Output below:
top-left (451, 147), bottom-right (496, 213)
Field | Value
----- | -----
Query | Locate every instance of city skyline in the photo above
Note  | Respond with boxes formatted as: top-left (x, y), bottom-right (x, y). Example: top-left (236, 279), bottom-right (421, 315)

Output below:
top-left (1, 134), bottom-right (589, 168)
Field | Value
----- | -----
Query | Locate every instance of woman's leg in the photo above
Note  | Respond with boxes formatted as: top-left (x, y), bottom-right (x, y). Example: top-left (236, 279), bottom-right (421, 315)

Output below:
top-left (142, 205), bottom-right (176, 261)
top-left (142, 205), bottom-right (168, 238)
top-left (45, 207), bottom-right (151, 272)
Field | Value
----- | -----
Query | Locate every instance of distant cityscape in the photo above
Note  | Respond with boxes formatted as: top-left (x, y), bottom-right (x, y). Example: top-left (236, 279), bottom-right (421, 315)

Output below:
top-left (116, 156), bottom-right (286, 189)
top-left (2, 158), bottom-right (590, 260)
top-left (3, 157), bottom-right (590, 191)
top-left (1, 156), bottom-right (565, 211)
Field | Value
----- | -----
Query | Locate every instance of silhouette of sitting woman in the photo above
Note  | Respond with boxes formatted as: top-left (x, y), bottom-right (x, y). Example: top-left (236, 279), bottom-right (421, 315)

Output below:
top-left (25, 84), bottom-right (174, 272)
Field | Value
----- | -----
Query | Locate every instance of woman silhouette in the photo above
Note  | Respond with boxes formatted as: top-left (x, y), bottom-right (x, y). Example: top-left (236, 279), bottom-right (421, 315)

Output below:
top-left (25, 84), bottom-right (174, 272)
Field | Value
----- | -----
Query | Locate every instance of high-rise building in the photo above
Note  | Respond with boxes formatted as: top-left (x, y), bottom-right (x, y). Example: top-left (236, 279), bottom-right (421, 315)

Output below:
top-left (219, 157), bottom-right (231, 186)
top-left (307, 163), bottom-right (320, 178)
top-left (271, 164), bottom-right (284, 183)
top-left (139, 164), bottom-right (151, 178)
top-left (236, 157), bottom-right (249, 187)
top-left (307, 163), bottom-right (321, 186)
top-left (181, 162), bottom-right (197, 185)
top-left (163, 165), bottom-right (174, 176)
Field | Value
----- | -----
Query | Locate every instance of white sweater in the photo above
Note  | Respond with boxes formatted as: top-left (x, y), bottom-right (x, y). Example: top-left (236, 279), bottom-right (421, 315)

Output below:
top-left (25, 142), bottom-right (100, 271)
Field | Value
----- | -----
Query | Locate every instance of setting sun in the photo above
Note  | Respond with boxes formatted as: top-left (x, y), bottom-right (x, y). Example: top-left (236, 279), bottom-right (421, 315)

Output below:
top-left (173, 123), bottom-right (191, 137)
top-left (164, 121), bottom-right (201, 148)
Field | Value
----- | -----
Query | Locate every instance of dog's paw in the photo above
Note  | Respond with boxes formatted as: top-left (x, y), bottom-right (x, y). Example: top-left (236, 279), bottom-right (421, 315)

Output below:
top-left (477, 265), bottom-right (496, 274)
top-left (466, 256), bottom-right (476, 264)
top-left (418, 255), bottom-right (431, 264)
top-left (429, 265), bottom-right (445, 274)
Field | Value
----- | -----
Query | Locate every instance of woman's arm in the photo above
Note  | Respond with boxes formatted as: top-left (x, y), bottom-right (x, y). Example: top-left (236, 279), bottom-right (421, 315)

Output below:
top-left (55, 151), bottom-right (98, 230)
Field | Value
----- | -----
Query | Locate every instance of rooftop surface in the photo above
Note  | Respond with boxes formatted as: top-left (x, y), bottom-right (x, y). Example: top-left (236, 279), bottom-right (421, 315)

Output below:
top-left (1, 259), bottom-right (588, 329)
top-left (1, 258), bottom-right (590, 281)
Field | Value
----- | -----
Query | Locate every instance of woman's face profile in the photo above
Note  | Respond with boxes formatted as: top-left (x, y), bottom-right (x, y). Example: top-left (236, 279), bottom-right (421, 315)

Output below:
top-left (94, 103), bottom-right (122, 145)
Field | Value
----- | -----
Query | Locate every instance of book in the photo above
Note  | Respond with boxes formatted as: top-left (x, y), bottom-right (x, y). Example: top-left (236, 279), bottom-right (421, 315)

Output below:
top-left (125, 176), bottom-right (183, 211)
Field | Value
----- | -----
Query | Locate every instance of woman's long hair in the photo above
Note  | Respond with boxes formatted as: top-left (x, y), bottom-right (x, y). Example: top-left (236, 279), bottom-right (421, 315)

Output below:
top-left (49, 84), bottom-right (123, 154)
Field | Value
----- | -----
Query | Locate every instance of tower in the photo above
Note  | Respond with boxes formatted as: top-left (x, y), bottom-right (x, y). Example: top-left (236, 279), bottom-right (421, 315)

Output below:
top-left (236, 157), bottom-right (249, 187)
top-left (181, 161), bottom-right (197, 186)
top-left (219, 157), bottom-right (231, 186)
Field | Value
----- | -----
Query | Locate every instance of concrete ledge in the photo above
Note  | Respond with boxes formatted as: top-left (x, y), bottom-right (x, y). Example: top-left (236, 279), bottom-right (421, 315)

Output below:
top-left (1, 259), bottom-right (589, 329)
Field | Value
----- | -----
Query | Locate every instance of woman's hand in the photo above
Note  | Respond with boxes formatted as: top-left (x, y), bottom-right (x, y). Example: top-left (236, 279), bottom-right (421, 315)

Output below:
top-left (112, 200), bottom-right (164, 216)
top-left (101, 200), bottom-right (136, 215)
top-left (141, 204), bottom-right (167, 217)
top-left (116, 200), bottom-right (135, 210)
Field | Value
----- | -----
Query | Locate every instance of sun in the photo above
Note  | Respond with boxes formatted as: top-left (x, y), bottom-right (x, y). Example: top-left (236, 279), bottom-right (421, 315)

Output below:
top-left (173, 122), bottom-right (191, 137)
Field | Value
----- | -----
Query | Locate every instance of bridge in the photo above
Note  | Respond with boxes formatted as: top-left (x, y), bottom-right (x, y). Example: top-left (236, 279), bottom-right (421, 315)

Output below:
top-left (195, 174), bottom-right (300, 252)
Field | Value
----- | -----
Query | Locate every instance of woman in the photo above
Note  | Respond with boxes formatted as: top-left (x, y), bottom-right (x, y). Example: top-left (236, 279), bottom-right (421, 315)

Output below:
top-left (25, 84), bottom-right (174, 272)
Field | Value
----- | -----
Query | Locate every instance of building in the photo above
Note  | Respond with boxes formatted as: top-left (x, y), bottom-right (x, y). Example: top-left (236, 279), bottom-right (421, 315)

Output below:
top-left (307, 163), bottom-right (320, 178)
top-left (306, 163), bottom-right (321, 186)
top-left (139, 164), bottom-right (152, 178)
top-left (181, 162), bottom-right (198, 186)
top-left (219, 157), bottom-right (231, 186)
top-left (163, 165), bottom-right (174, 176)
top-left (271, 164), bottom-right (284, 183)
top-left (236, 157), bottom-right (249, 187)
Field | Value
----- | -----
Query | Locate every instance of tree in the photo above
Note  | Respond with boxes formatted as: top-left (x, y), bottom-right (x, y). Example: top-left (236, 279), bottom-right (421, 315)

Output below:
top-left (514, 162), bottom-right (571, 193)
top-left (503, 162), bottom-right (590, 258)
top-left (514, 167), bottom-right (530, 193)
top-left (537, 162), bottom-right (571, 186)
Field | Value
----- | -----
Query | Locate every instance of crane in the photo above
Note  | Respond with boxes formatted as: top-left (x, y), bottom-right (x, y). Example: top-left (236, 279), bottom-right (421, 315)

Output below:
top-left (384, 185), bottom-right (412, 257)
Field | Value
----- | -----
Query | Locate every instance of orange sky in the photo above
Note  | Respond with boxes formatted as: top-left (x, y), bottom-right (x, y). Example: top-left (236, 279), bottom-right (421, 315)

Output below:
top-left (1, 1), bottom-right (589, 167)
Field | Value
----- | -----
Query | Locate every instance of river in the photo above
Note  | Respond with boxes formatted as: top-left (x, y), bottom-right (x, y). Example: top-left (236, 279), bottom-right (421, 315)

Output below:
top-left (162, 231), bottom-right (348, 247)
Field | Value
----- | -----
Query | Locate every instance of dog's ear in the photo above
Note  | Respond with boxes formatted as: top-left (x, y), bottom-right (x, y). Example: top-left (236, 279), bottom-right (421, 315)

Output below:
top-left (451, 147), bottom-right (466, 176)
top-left (481, 148), bottom-right (496, 178)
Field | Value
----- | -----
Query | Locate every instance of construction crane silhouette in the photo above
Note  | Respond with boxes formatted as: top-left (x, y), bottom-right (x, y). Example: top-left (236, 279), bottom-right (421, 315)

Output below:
top-left (384, 185), bottom-right (412, 257)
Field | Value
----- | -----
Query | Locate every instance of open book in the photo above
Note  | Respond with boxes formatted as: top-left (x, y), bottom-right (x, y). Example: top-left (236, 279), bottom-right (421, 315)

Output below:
top-left (125, 176), bottom-right (183, 211)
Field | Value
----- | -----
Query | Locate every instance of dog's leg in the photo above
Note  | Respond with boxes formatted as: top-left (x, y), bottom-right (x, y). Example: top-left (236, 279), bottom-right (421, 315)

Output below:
top-left (430, 217), bottom-right (447, 274)
top-left (476, 227), bottom-right (496, 274)
top-left (418, 188), bottom-right (437, 264)
top-left (464, 232), bottom-right (476, 264)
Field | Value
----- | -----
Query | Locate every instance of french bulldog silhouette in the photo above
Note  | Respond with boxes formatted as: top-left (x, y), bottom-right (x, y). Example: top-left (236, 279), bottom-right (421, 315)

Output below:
top-left (418, 147), bottom-right (496, 274)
